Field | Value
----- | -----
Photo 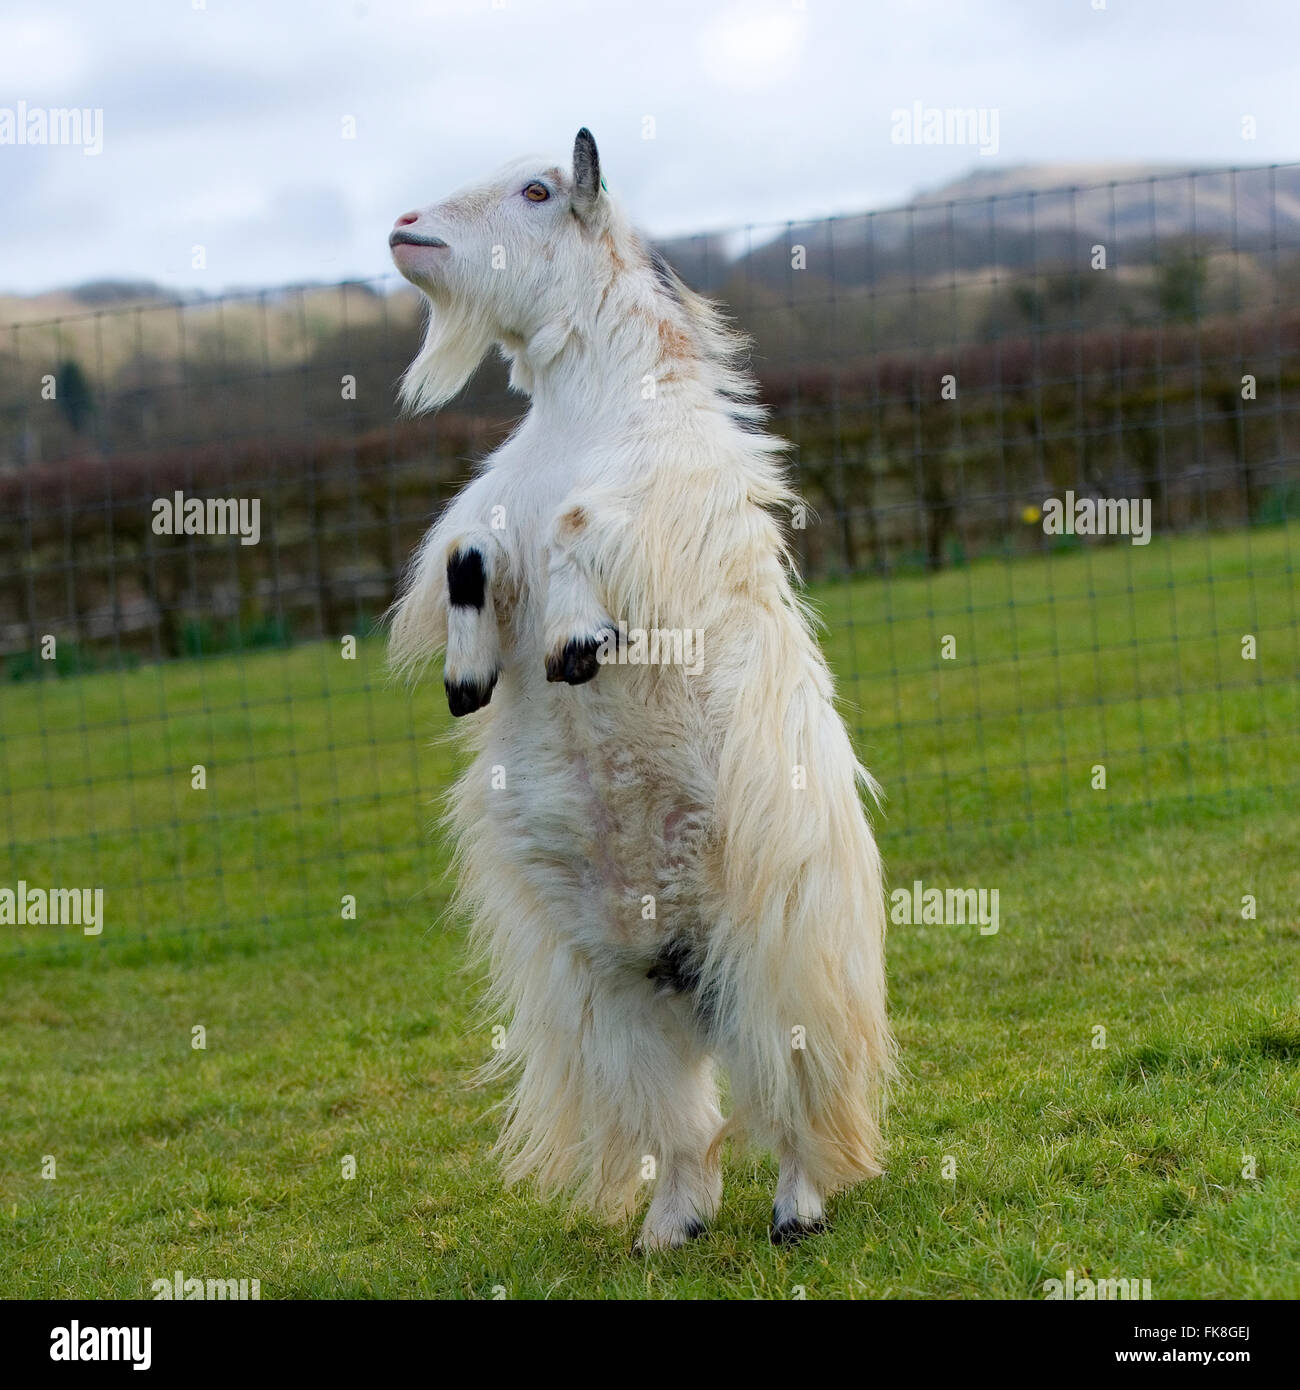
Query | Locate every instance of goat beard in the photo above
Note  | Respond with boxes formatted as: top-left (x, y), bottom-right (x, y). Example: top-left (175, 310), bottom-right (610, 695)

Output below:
top-left (400, 292), bottom-right (498, 414)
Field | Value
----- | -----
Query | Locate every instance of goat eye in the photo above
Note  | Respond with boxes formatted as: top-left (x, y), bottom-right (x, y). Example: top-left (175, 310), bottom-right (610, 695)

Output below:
top-left (523, 182), bottom-right (549, 202)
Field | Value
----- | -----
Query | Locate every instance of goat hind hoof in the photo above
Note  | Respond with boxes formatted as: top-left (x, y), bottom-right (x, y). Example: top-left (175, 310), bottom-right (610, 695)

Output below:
top-left (634, 1217), bottom-right (707, 1254)
top-left (770, 1216), bottom-right (828, 1246)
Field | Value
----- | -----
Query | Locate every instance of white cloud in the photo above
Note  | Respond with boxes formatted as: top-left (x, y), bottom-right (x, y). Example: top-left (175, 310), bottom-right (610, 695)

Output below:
top-left (0, 0), bottom-right (1296, 294)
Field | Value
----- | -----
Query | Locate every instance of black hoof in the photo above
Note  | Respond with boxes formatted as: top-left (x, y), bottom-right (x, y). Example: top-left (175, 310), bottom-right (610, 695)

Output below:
top-left (444, 672), bottom-right (497, 717)
top-left (632, 1218), bottom-right (708, 1255)
top-left (545, 636), bottom-right (602, 685)
top-left (770, 1216), bottom-right (828, 1246)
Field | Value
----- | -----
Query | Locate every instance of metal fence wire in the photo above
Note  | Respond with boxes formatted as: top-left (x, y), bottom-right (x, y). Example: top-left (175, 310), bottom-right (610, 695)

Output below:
top-left (1, 163), bottom-right (1297, 957)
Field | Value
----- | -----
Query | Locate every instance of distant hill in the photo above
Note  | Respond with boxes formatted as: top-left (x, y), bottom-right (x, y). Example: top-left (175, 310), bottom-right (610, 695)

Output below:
top-left (658, 161), bottom-right (1300, 293)
top-left (66, 280), bottom-right (184, 307)
top-left (909, 160), bottom-right (1300, 246)
top-left (3, 161), bottom-right (1297, 327)
top-left (0, 277), bottom-right (395, 333)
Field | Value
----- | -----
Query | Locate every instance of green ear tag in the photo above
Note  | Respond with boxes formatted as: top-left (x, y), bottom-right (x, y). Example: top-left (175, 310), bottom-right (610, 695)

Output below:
top-left (600, 176), bottom-right (608, 192)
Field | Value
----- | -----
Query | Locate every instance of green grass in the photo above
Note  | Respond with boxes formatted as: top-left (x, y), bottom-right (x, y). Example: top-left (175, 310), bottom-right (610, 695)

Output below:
top-left (1, 525), bottom-right (1298, 1298)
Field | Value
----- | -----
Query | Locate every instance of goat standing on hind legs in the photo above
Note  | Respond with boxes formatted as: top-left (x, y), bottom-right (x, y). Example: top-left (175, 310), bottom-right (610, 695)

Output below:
top-left (388, 129), bottom-right (895, 1250)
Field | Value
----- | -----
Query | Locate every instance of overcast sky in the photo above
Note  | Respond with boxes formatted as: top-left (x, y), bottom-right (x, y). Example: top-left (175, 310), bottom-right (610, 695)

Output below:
top-left (1, 0), bottom-right (1297, 295)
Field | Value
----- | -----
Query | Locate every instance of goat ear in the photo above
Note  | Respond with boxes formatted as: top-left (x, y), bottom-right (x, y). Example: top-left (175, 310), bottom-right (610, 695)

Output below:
top-left (571, 127), bottom-right (603, 219)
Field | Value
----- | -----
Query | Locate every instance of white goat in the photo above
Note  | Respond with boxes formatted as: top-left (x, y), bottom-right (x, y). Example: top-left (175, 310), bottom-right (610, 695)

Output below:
top-left (388, 130), bottom-right (894, 1249)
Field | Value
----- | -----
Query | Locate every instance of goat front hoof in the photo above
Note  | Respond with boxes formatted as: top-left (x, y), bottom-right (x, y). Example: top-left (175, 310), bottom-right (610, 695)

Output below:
top-left (444, 672), bottom-right (497, 716)
top-left (545, 636), bottom-right (603, 685)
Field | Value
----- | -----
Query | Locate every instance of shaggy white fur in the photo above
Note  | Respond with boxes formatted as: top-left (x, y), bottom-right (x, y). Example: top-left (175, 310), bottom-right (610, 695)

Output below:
top-left (388, 130), bottom-right (895, 1248)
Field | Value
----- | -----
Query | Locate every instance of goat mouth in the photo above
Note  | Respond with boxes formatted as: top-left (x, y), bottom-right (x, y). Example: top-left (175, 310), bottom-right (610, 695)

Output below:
top-left (389, 230), bottom-right (448, 250)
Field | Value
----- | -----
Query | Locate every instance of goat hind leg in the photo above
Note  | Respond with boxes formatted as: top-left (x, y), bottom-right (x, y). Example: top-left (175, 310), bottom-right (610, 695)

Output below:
top-left (581, 984), bottom-right (722, 1251)
top-left (771, 1139), bottom-right (827, 1244)
top-left (633, 1060), bottom-right (724, 1253)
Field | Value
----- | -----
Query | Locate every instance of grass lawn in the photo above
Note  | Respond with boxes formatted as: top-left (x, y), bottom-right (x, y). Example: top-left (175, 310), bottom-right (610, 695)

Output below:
top-left (1, 525), bottom-right (1297, 1298)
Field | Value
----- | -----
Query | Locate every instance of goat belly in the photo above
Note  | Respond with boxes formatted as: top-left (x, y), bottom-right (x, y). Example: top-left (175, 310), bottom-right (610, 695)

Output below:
top-left (484, 710), bottom-right (716, 971)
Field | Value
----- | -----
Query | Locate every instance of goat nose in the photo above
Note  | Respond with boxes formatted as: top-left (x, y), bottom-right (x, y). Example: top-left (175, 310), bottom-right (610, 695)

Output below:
top-left (394, 211), bottom-right (420, 228)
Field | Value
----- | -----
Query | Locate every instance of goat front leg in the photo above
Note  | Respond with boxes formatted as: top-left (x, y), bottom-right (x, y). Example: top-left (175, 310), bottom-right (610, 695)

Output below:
top-left (543, 501), bottom-right (619, 686)
top-left (443, 527), bottom-right (507, 716)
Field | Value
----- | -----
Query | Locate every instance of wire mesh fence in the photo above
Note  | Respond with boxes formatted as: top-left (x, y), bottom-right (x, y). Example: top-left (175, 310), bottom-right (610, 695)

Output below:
top-left (2, 163), bottom-right (1297, 958)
